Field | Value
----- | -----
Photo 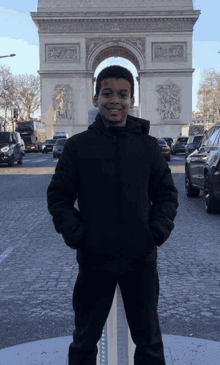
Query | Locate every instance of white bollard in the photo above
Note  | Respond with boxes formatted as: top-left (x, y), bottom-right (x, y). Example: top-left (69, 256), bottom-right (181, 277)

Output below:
top-left (98, 284), bottom-right (135, 365)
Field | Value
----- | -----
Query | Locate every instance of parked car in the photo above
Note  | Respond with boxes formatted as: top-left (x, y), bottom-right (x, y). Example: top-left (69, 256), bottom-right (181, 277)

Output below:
top-left (157, 138), bottom-right (171, 161)
top-left (53, 132), bottom-right (69, 140)
top-left (161, 137), bottom-right (173, 148)
top-left (53, 138), bottom-right (68, 158)
top-left (0, 131), bottom-right (23, 166)
top-left (42, 139), bottom-right (57, 153)
top-left (20, 138), bottom-right (25, 156)
top-left (185, 135), bottom-right (204, 158)
top-left (185, 122), bottom-right (220, 214)
top-left (172, 136), bottom-right (189, 155)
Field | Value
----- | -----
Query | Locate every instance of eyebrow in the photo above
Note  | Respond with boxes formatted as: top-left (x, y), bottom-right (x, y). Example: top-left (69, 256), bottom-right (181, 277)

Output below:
top-left (102, 88), bottom-right (129, 92)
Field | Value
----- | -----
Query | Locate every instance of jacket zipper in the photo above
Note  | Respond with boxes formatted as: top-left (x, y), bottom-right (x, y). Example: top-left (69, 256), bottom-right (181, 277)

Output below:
top-left (112, 133), bottom-right (121, 258)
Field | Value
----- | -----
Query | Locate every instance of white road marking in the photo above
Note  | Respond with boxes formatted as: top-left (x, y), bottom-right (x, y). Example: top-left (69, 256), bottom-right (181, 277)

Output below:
top-left (0, 214), bottom-right (47, 264)
top-left (33, 159), bottom-right (47, 163)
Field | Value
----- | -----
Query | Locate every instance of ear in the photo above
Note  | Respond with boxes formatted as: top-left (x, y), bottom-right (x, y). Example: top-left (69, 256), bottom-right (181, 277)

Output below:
top-left (130, 96), bottom-right (135, 109)
top-left (93, 95), bottom-right (98, 107)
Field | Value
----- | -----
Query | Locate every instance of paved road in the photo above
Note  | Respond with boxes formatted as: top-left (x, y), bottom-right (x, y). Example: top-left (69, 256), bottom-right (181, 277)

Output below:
top-left (0, 167), bottom-right (219, 351)
top-left (0, 151), bottom-right (186, 170)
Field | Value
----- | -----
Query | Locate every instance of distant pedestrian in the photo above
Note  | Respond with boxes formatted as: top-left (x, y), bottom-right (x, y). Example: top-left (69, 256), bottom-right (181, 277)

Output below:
top-left (47, 65), bottom-right (178, 365)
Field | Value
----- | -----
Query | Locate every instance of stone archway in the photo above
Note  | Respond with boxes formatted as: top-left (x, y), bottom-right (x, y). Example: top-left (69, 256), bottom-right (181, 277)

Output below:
top-left (31, 0), bottom-right (200, 139)
top-left (87, 40), bottom-right (143, 111)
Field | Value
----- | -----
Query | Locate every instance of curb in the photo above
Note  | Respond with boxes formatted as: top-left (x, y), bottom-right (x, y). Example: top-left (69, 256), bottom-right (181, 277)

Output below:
top-left (0, 334), bottom-right (219, 365)
top-left (0, 166), bottom-right (185, 175)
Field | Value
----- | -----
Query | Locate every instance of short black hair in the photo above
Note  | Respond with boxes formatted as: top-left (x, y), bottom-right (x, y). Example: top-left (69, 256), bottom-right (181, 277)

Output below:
top-left (95, 65), bottom-right (134, 98)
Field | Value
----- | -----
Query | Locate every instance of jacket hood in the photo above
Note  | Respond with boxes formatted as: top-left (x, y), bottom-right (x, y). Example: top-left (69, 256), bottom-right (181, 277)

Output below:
top-left (88, 112), bottom-right (150, 137)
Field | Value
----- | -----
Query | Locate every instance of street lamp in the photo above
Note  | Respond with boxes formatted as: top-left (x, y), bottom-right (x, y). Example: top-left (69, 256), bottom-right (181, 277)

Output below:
top-left (0, 54), bottom-right (16, 59)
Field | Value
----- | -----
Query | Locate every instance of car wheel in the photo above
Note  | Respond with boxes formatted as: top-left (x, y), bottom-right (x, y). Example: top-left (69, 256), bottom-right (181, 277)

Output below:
top-left (17, 154), bottom-right (23, 165)
top-left (8, 155), bottom-right (14, 167)
top-left (204, 173), bottom-right (220, 214)
top-left (185, 166), bottom-right (200, 197)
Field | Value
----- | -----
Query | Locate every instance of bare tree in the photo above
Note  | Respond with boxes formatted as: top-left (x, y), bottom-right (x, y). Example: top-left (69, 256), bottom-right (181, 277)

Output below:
top-left (197, 68), bottom-right (220, 125)
top-left (200, 68), bottom-right (220, 90)
top-left (0, 65), bottom-right (16, 130)
top-left (14, 74), bottom-right (40, 121)
top-left (214, 78), bottom-right (220, 122)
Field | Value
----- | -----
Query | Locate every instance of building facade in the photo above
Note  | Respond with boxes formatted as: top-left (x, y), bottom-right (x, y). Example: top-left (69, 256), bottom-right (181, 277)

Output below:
top-left (31, 0), bottom-right (200, 139)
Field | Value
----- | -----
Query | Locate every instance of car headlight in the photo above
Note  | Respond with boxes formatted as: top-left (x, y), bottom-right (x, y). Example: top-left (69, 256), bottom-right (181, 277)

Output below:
top-left (1, 146), bottom-right (9, 152)
top-left (42, 144), bottom-right (45, 149)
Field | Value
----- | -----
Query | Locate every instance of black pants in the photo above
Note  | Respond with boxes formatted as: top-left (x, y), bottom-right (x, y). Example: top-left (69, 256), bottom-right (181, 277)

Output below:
top-left (68, 258), bottom-right (166, 365)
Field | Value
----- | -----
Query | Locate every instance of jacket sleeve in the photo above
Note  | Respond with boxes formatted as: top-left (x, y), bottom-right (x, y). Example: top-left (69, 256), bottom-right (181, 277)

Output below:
top-left (148, 139), bottom-right (179, 246)
top-left (47, 139), bottom-right (87, 249)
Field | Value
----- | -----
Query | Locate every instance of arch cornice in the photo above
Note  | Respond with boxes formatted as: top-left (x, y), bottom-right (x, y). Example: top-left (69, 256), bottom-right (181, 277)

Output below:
top-left (87, 40), bottom-right (145, 72)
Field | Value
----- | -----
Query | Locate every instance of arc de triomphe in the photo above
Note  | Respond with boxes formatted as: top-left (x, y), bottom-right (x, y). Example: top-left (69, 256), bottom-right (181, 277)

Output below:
top-left (31, 0), bottom-right (200, 139)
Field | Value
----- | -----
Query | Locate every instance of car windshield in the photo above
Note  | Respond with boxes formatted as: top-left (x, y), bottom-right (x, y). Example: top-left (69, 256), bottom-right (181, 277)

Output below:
top-left (178, 138), bottom-right (188, 143)
top-left (193, 136), bottom-right (203, 143)
top-left (0, 132), bottom-right (10, 143)
top-left (46, 140), bottom-right (56, 144)
top-left (56, 139), bottom-right (67, 146)
top-left (22, 135), bottom-right (32, 144)
top-left (157, 139), bottom-right (167, 145)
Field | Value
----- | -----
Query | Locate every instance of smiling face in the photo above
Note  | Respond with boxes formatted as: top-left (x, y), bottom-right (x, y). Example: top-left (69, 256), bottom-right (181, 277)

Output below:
top-left (93, 78), bottom-right (134, 127)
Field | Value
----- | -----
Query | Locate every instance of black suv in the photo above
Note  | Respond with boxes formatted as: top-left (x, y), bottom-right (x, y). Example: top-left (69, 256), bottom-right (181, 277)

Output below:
top-left (157, 138), bottom-right (171, 161)
top-left (185, 135), bottom-right (204, 158)
top-left (172, 136), bottom-right (189, 155)
top-left (0, 131), bottom-right (23, 167)
top-left (185, 122), bottom-right (220, 213)
top-left (161, 137), bottom-right (173, 148)
top-left (42, 139), bottom-right (57, 153)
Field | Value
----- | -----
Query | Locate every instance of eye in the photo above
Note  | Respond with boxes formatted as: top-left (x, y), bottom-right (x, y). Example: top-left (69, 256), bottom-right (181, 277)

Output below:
top-left (102, 93), bottom-right (111, 97)
top-left (119, 93), bottom-right (128, 98)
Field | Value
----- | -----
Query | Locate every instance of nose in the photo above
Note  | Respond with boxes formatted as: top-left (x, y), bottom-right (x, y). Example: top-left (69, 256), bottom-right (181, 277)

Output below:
top-left (110, 93), bottom-right (120, 104)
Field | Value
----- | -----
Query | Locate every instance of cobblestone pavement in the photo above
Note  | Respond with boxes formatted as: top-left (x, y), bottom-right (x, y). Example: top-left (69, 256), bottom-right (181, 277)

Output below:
top-left (0, 173), bottom-right (220, 351)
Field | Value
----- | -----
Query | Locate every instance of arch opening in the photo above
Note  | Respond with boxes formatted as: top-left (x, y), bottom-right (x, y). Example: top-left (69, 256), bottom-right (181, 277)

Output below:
top-left (92, 46), bottom-right (141, 73)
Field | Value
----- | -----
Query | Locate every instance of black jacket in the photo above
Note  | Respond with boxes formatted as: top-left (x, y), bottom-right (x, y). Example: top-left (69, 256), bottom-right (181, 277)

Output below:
top-left (47, 113), bottom-right (178, 265)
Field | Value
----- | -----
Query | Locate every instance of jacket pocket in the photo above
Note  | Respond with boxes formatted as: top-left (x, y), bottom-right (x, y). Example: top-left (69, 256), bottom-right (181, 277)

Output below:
top-left (62, 222), bottom-right (88, 250)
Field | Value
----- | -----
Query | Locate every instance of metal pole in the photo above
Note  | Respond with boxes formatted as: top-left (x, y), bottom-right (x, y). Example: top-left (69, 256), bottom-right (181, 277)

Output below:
top-left (98, 285), bottom-right (135, 365)
top-left (0, 54), bottom-right (16, 59)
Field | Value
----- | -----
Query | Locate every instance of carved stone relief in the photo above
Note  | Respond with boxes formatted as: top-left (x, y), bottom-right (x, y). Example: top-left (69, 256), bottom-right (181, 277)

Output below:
top-left (86, 37), bottom-right (146, 61)
top-left (38, 19), bottom-right (194, 33)
top-left (52, 84), bottom-right (74, 124)
top-left (46, 44), bottom-right (80, 63)
top-left (156, 81), bottom-right (182, 120)
top-left (152, 42), bottom-right (187, 62)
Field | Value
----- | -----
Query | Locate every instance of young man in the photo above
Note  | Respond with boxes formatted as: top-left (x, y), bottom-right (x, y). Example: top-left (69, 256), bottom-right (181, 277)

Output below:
top-left (47, 65), bottom-right (178, 365)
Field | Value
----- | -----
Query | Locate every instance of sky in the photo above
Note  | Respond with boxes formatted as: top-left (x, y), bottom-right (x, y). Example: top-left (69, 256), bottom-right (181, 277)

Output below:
top-left (0, 0), bottom-right (220, 114)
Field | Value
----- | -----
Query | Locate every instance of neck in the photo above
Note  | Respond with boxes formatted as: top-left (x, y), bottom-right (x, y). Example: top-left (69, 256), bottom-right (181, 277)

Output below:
top-left (101, 117), bottom-right (127, 128)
